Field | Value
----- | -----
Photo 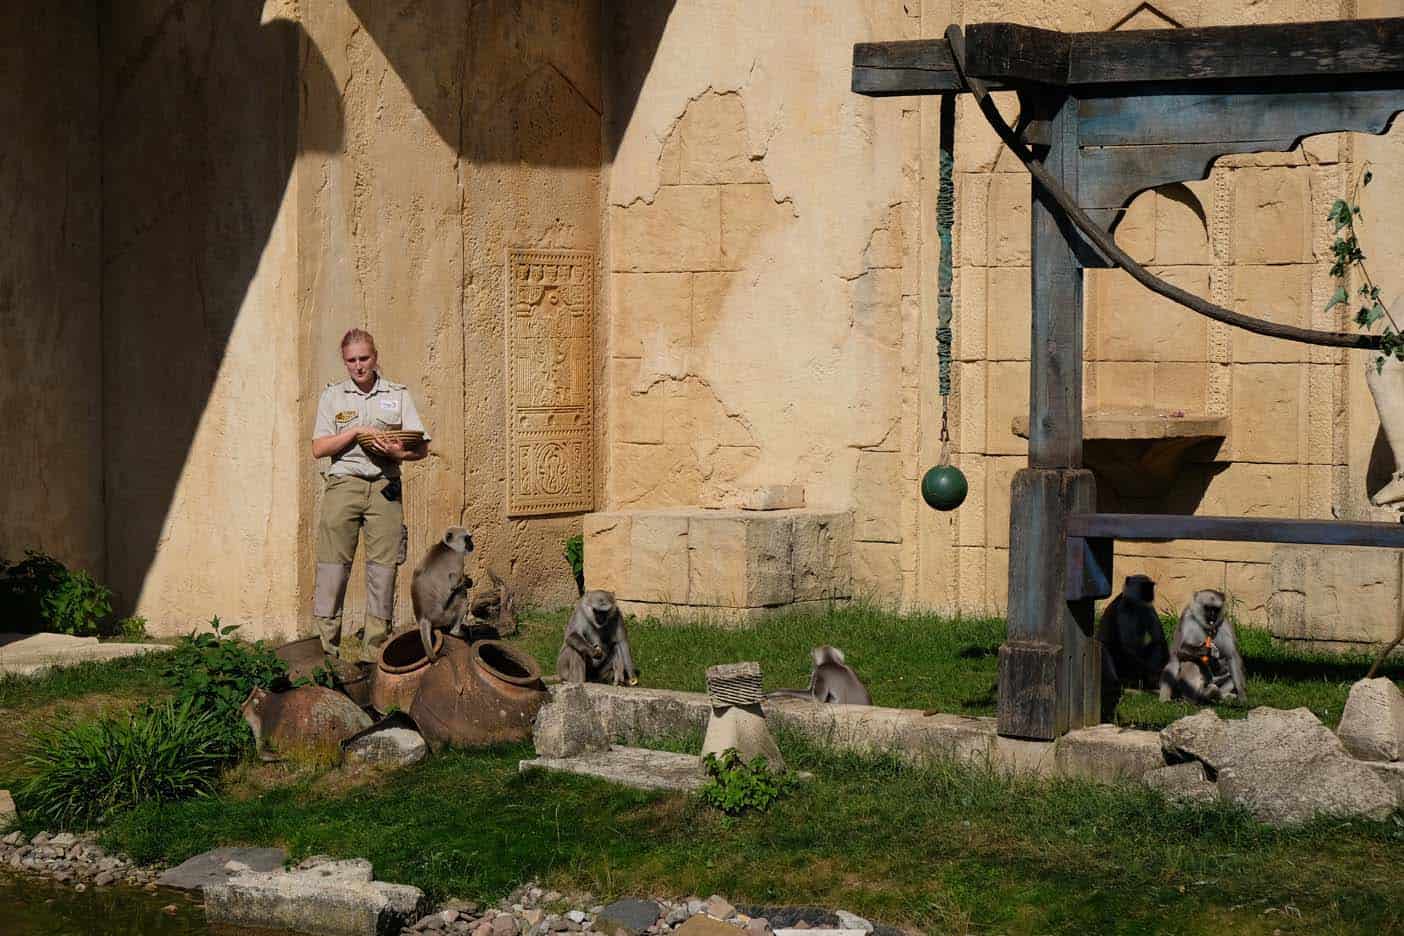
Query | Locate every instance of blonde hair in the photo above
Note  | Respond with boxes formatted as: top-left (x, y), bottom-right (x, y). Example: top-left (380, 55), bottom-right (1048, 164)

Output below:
top-left (340, 328), bottom-right (377, 353)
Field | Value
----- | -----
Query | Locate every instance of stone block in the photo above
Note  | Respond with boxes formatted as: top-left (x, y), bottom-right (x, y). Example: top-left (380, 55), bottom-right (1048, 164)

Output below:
top-left (678, 92), bottom-right (763, 185)
top-left (1232, 167), bottom-right (1310, 264)
top-left (1336, 678), bottom-right (1404, 762)
top-left (533, 683), bottom-right (609, 759)
top-left (985, 266), bottom-right (1031, 361)
top-left (864, 204), bottom-right (905, 270)
top-left (985, 361), bottom-right (1029, 456)
top-left (984, 456), bottom-right (1022, 549)
top-left (1225, 562), bottom-right (1270, 621)
top-left (521, 747), bottom-right (707, 794)
top-left (157, 847), bottom-right (288, 891)
top-left (955, 92), bottom-right (1021, 174)
top-left (985, 547), bottom-right (1010, 614)
top-left (955, 454), bottom-right (987, 547)
top-left (739, 485), bottom-right (804, 510)
top-left (611, 186), bottom-right (721, 273)
top-left (988, 172), bottom-right (1031, 264)
top-left (1055, 724), bottom-right (1165, 783)
top-left (1091, 362), bottom-right (1155, 411)
top-left (1113, 189), bottom-right (1155, 263)
top-left (1152, 183), bottom-right (1212, 266)
top-left (792, 511), bottom-right (854, 602)
top-left (853, 541), bottom-right (901, 599)
top-left (691, 271), bottom-right (737, 344)
top-left (1143, 762), bottom-right (1217, 805)
top-left (687, 513), bottom-right (794, 608)
top-left (1231, 265), bottom-right (1309, 363)
top-left (721, 183), bottom-right (794, 269)
top-left (957, 266), bottom-right (988, 361)
top-left (956, 361), bottom-right (987, 453)
top-left (992, 737), bottom-right (1057, 777)
top-left (611, 358), bottom-right (666, 445)
top-left (1229, 364), bottom-right (1303, 463)
top-left (854, 450), bottom-right (902, 543)
top-left (1268, 546), bottom-right (1402, 645)
top-left (612, 272), bottom-right (693, 364)
top-left (204, 859), bottom-right (426, 936)
top-left (1090, 266), bottom-right (1209, 362)
top-left (583, 512), bottom-right (631, 595)
top-left (1198, 463), bottom-right (1300, 518)
top-left (1152, 362), bottom-right (1207, 414)
top-left (956, 546), bottom-right (989, 615)
top-left (959, 173), bottom-right (989, 267)
top-left (629, 512), bottom-right (690, 604)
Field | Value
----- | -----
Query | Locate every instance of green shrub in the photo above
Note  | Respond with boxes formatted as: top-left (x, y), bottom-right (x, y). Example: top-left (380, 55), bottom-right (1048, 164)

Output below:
top-left (0, 551), bottom-right (68, 634)
top-left (17, 698), bottom-right (230, 829)
top-left (162, 616), bottom-right (288, 756)
top-left (563, 533), bottom-right (585, 595)
top-left (699, 749), bottom-right (800, 816)
top-left (0, 550), bottom-right (114, 636)
top-left (115, 615), bottom-right (148, 641)
top-left (42, 568), bottom-right (113, 637)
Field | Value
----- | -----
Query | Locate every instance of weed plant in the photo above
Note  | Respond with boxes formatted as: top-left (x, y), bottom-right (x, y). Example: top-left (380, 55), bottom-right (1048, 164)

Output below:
top-left (161, 617), bottom-right (287, 756)
top-left (0, 550), bottom-right (113, 637)
top-left (18, 699), bottom-right (230, 829)
top-left (699, 749), bottom-right (800, 815)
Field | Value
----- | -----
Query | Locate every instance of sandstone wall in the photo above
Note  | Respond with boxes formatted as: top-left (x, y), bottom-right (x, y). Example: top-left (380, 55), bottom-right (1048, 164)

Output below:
top-left (102, 3), bottom-right (302, 636)
top-left (0, 4), bottom-right (103, 575)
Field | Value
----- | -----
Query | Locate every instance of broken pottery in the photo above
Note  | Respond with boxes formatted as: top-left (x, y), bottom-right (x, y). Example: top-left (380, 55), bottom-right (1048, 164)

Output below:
top-left (409, 637), bottom-right (548, 751)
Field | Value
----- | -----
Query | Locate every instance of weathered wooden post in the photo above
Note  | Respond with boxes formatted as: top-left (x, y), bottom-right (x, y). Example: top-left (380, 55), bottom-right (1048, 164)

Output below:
top-left (997, 90), bottom-right (1099, 740)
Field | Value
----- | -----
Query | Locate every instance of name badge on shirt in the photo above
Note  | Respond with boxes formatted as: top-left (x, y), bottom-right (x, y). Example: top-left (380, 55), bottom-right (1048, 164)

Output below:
top-left (379, 399), bottom-right (400, 411)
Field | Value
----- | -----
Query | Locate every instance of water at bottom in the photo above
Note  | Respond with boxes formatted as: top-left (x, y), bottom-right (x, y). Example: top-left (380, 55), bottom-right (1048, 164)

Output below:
top-left (0, 872), bottom-right (211, 935)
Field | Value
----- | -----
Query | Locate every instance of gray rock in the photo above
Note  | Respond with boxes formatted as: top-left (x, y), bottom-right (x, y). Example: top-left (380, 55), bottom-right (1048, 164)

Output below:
top-left (595, 898), bottom-right (662, 935)
top-left (1363, 760), bottom-right (1404, 800)
top-left (0, 790), bottom-right (15, 832)
top-left (1143, 762), bottom-right (1218, 805)
top-left (834, 911), bottom-right (872, 933)
top-left (1337, 678), bottom-right (1404, 762)
top-left (205, 858), bottom-right (427, 936)
top-left (704, 896), bottom-right (736, 920)
top-left (491, 916), bottom-right (519, 936)
top-left (345, 728), bottom-right (429, 768)
top-left (47, 832), bottom-right (78, 848)
top-left (1162, 707), bottom-right (1396, 825)
top-left (566, 910), bottom-right (588, 924)
top-left (157, 846), bottom-right (288, 891)
top-left (533, 684), bottom-right (610, 758)
top-left (1, 830), bottom-right (24, 846)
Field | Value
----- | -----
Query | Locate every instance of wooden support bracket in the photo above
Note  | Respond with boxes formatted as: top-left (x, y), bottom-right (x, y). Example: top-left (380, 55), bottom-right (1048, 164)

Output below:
top-left (1066, 536), bottom-right (1113, 602)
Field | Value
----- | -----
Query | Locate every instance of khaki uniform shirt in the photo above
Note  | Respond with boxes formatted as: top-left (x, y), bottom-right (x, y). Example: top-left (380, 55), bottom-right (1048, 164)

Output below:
top-left (313, 374), bottom-right (430, 480)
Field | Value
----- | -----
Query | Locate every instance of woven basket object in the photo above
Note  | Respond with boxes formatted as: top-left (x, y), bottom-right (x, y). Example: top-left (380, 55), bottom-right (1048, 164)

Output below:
top-left (705, 661), bottom-right (764, 707)
top-left (356, 429), bottom-right (424, 450)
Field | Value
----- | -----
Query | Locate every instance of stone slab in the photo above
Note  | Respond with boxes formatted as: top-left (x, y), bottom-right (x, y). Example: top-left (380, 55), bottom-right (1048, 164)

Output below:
top-left (203, 858), bottom-right (426, 936)
top-left (519, 746), bottom-right (707, 792)
top-left (595, 898), bottom-right (663, 935)
top-left (0, 632), bottom-right (171, 676)
top-left (557, 684), bottom-right (1165, 782)
top-left (157, 846), bottom-right (289, 891)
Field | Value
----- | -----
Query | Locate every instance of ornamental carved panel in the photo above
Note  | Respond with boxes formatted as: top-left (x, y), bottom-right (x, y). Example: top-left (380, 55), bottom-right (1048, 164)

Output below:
top-left (506, 248), bottom-right (595, 516)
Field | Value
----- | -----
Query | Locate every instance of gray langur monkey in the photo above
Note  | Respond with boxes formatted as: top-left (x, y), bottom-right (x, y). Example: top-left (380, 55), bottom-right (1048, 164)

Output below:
top-left (556, 590), bottom-right (639, 686)
top-left (411, 526), bottom-right (475, 662)
top-left (1098, 574), bottom-right (1170, 721)
top-left (1159, 589), bottom-right (1248, 705)
top-left (766, 645), bottom-right (873, 706)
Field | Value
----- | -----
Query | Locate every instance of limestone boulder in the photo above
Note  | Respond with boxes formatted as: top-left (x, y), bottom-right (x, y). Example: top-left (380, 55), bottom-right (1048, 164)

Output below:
top-left (343, 728), bottom-right (428, 769)
top-left (1336, 678), bottom-right (1404, 762)
top-left (1161, 707), bottom-right (1396, 825)
top-left (203, 858), bottom-right (426, 936)
top-left (1142, 762), bottom-right (1217, 805)
top-left (533, 683), bottom-right (609, 758)
top-left (0, 789), bottom-right (15, 831)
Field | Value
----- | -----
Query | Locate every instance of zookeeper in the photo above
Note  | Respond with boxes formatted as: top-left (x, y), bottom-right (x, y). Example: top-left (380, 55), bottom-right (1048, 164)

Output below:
top-left (310, 328), bottom-right (430, 662)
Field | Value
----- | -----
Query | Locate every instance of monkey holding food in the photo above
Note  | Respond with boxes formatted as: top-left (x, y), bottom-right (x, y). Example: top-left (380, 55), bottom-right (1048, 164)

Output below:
top-left (1159, 589), bottom-right (1248, 705)
top-left (766, 645), bottom-right (872, 705)
top-left (411, 526), bottom-right (475, 661)
top-left (556, 590), bottom-right (640, 686)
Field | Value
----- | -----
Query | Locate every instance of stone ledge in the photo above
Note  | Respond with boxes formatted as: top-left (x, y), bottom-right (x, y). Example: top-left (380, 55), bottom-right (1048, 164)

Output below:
top-left (520, 746), bottom-right (707, 792)
top-left (617, 598), bottom-right (850, 625)
top-left (560, 684), bottom-right (1164, 783)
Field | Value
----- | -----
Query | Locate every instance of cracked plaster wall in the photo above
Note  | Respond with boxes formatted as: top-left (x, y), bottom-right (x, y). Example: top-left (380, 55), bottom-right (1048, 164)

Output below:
top-left (605, 0), bottom-right (923, 601)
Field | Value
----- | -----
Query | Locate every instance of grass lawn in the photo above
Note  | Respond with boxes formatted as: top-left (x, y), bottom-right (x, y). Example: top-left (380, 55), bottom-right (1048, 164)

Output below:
top-left (1, 611), bottom-right (1402, 933)
top-left (514, 603), bottom-right (1404, 730)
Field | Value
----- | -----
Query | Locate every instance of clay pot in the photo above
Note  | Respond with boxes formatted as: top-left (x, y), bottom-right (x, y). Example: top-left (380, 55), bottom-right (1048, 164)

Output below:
top-left (240, 685), bottom-right (373, 757)
top-left (409, 636), bottom-right (548, 751)
top-left (274, 636), bottom-right (327, 683)
top-left (372, 628), bottom-right (444, 714)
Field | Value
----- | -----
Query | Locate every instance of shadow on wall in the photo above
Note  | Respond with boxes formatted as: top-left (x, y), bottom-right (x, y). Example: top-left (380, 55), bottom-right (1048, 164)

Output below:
top-left (93, 1), bottom-right (677, 617)
top-left (99, 4), bottom-right (336, 615)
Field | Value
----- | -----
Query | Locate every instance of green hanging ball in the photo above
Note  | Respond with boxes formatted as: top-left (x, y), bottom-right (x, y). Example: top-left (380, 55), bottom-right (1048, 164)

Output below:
top-left (921, 463), bottom-right (968, 511)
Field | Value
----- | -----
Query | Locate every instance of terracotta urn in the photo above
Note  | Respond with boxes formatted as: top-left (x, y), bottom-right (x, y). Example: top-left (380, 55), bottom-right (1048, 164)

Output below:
top-left (409, 636), bottom-right (548, 751)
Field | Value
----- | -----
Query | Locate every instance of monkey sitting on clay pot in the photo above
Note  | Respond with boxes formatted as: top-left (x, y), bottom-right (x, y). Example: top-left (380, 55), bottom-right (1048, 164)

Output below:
top-left (556, 590), bottom-right (639, 686)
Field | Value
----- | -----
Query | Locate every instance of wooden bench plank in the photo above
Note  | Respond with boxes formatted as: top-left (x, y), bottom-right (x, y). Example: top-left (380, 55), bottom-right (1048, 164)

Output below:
top-left (1067, 513), bottom-right (1404, 548)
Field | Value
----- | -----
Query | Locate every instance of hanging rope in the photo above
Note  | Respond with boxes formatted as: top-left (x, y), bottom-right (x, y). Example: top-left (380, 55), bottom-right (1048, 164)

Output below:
top-left (936, 93), bottom-right (956, 461)
top-left (943, 24), bottom-right (1381, 351)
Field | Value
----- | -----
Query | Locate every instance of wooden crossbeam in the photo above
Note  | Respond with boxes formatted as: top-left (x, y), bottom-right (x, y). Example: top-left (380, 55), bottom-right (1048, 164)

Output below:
top-left (1068, 513), bottom-right (1404, 549)
top-left (853, 18), bottom-right (1404, 97)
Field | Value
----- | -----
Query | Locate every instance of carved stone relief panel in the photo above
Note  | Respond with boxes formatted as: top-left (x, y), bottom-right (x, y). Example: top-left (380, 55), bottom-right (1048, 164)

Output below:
top-left (506, 248), bottom-right (595, 516)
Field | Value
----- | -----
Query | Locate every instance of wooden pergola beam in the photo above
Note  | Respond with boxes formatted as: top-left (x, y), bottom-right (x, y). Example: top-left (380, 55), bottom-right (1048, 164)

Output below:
top-left (853, 18), bottom-right (1404, 96)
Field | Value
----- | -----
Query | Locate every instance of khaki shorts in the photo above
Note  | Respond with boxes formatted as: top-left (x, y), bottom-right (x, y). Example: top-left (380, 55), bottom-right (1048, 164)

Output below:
top-left (316, 475), bottom-right (407, 567)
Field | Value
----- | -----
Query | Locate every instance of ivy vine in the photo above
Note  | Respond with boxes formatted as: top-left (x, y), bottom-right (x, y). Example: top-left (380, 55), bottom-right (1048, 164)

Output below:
top-left (1325, 166), bottom-right (1404, 370)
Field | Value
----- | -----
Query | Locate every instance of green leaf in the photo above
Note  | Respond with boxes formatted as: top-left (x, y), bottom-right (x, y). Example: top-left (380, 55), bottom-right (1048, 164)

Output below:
top-left (1325, 286), bottom-right (1349, 313)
